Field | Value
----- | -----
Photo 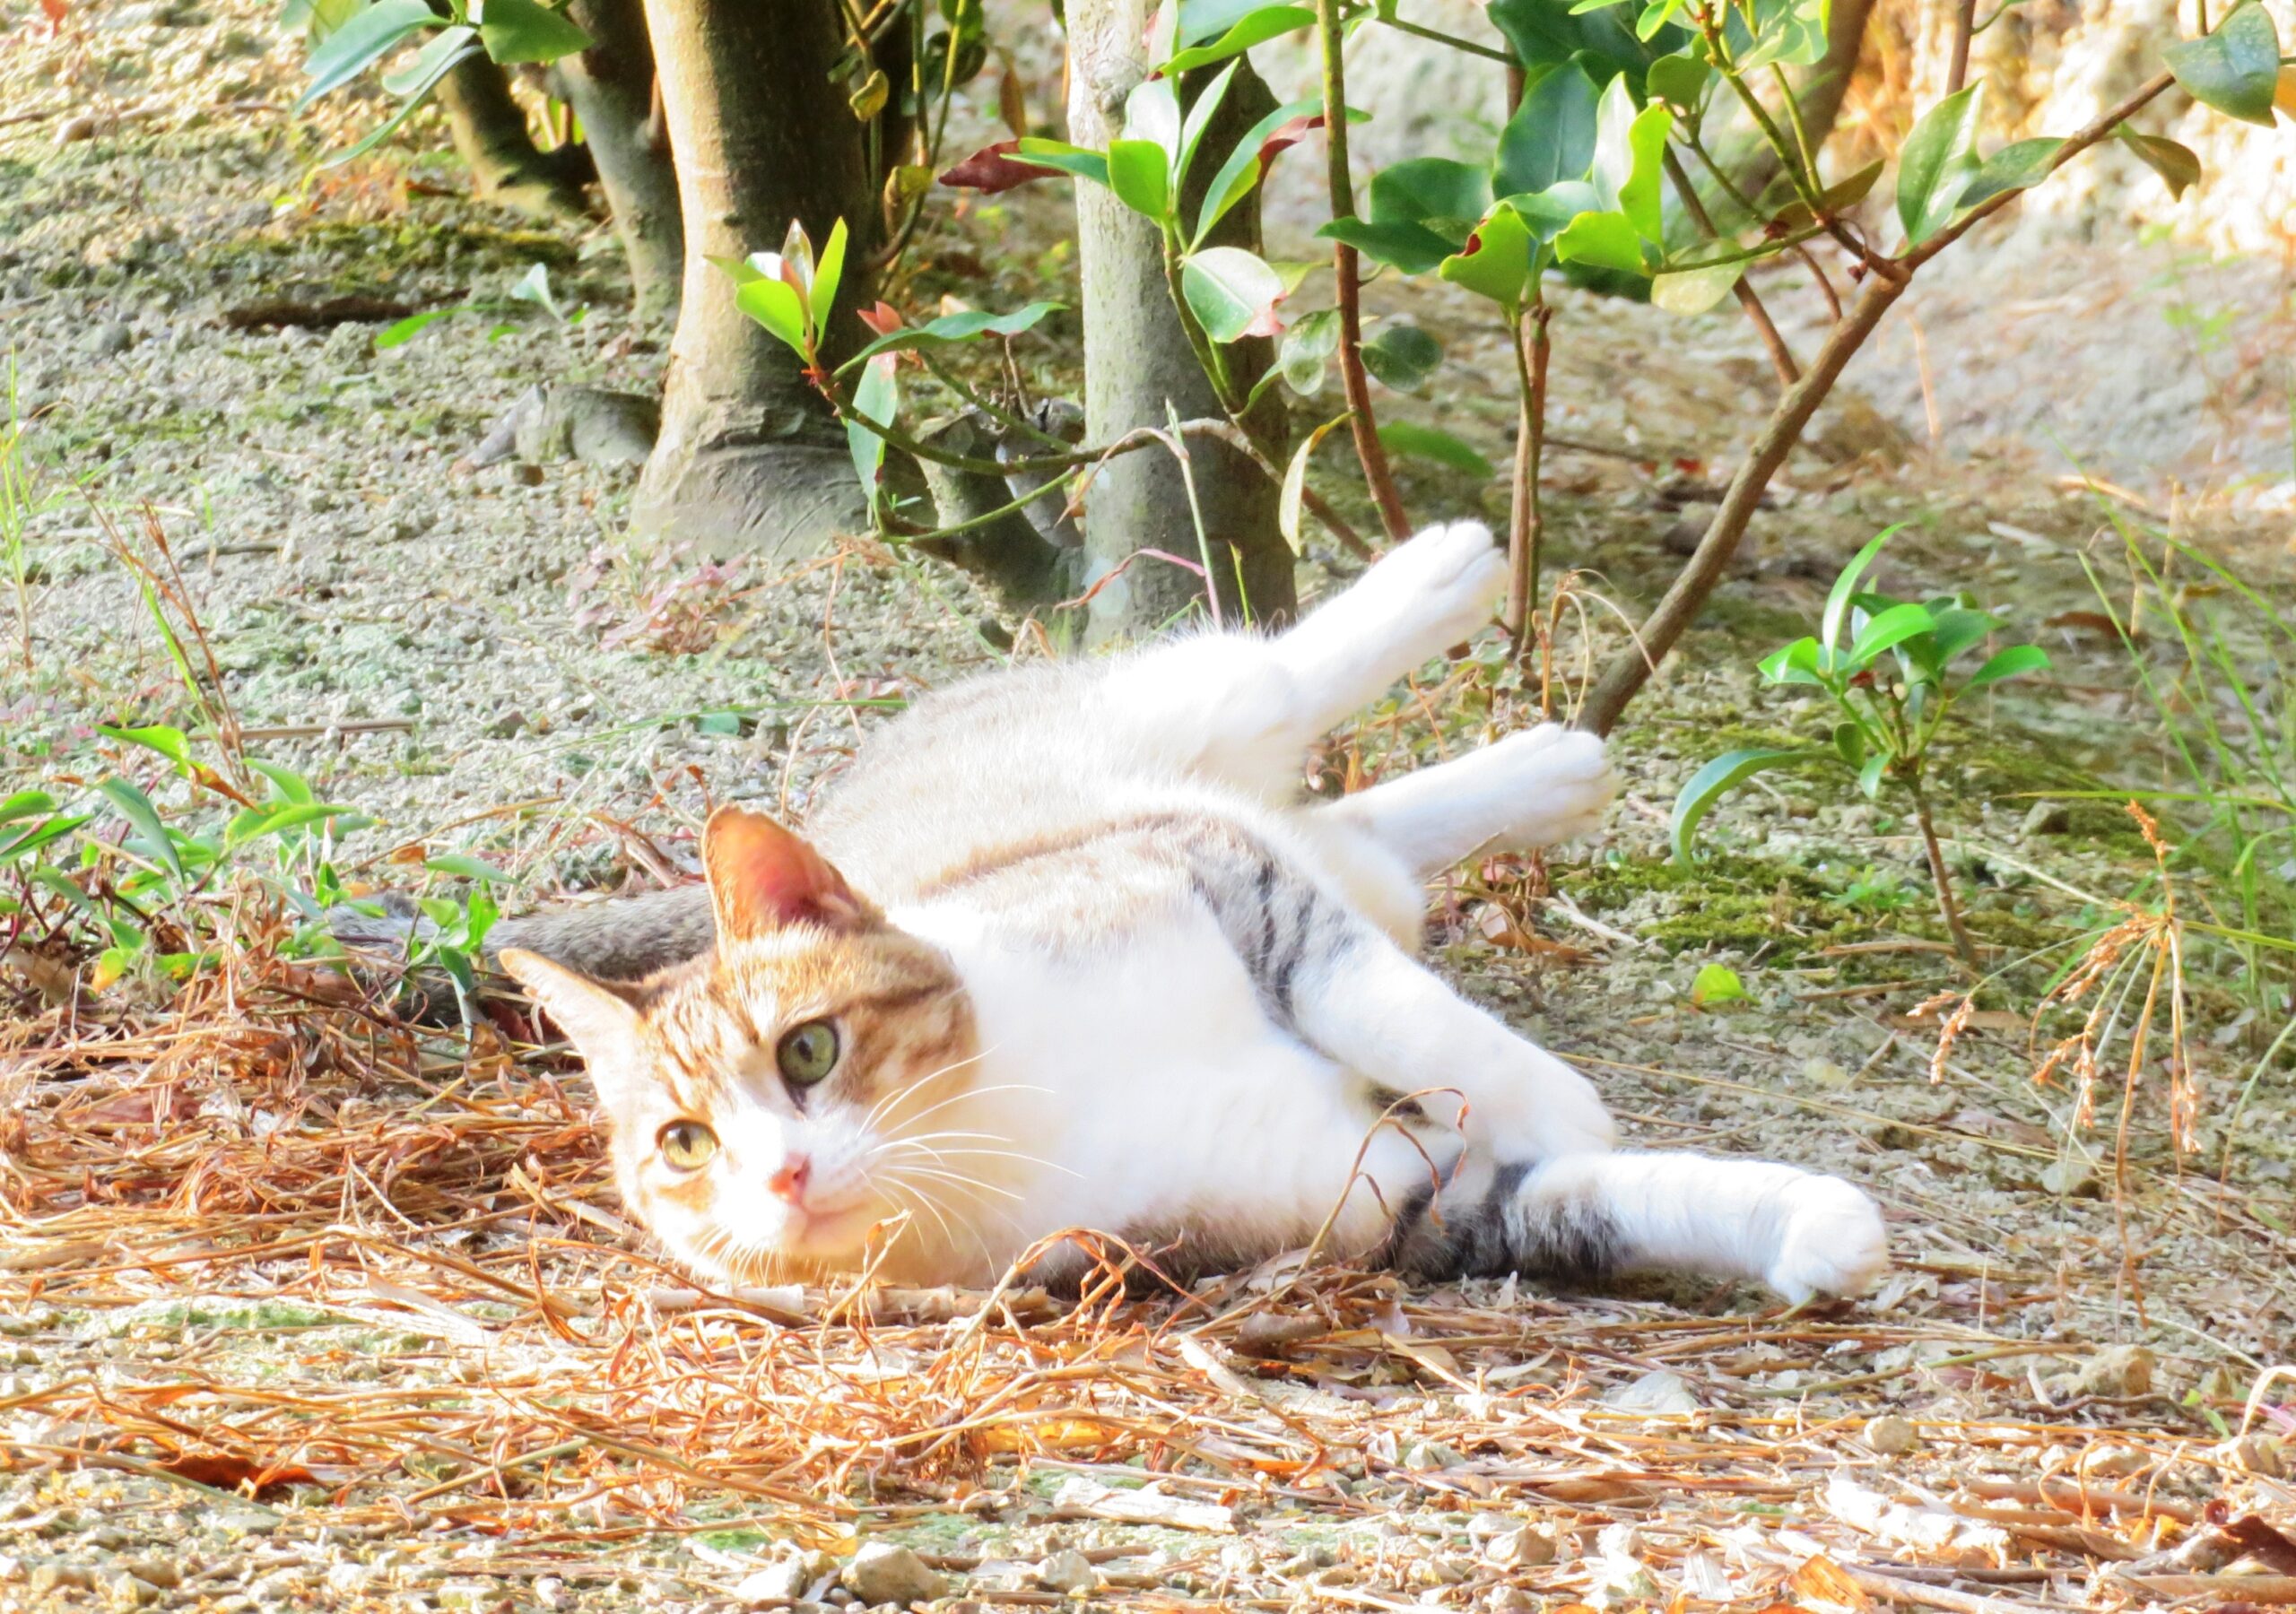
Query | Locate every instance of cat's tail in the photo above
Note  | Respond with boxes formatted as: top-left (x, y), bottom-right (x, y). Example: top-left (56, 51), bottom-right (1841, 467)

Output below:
top-left (324, 884), bottom-right (718, 1016)
top-left (1389, 1150), bottom-right (1889, 1303)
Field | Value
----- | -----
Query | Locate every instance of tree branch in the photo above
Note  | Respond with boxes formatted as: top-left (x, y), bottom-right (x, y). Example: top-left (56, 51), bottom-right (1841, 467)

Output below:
top-left (1662, 148), bottom-right (1800, 389)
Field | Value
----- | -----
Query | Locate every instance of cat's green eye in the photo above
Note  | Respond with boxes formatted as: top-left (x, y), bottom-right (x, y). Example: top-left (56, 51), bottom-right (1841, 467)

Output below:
top-left (777, 1020), bottom-right (840, 1086)
top-left (658, 1120), bottom-right (718, 1170)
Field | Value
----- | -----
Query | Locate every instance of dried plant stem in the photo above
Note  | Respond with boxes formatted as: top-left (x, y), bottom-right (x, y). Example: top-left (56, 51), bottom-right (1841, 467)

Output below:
top-left (1504, 302), bottom-right (1552, 651)
top-left (1318, 0), bottom-right (1410, 543)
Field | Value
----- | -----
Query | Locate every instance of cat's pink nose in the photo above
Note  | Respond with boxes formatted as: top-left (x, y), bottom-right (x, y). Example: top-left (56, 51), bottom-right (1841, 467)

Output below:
top-left (767, 1156), bottom-right (812, 1206)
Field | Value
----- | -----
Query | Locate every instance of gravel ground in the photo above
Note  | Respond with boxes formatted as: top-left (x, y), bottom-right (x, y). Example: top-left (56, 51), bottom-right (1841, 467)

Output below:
top-left (4, 3), bottom-right (2295, 1610)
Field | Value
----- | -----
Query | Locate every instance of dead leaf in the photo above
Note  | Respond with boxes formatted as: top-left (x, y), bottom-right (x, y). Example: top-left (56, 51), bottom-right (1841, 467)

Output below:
top-left (1789, 1554), bottom-right (1873, 1613)
top-left (2224, 1516), bottom-right (2296, 1575)
top-left (2044, 609), bottom-right (2132, 641)
top-left (157, 1453), bottom-right (318, 1496)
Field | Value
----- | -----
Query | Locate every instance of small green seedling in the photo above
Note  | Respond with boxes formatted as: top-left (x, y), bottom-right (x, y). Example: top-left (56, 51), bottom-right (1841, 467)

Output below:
top-left (1669, 525), bottom-right (2051, 967)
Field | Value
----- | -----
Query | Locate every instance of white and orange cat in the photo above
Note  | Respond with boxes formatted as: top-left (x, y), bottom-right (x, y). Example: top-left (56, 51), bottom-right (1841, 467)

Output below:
top-left (488, 523), bottom-right (1889, 1301)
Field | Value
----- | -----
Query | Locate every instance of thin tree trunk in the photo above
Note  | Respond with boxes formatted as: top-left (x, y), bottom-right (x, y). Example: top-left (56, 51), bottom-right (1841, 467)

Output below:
top-left (556, 0), bottom-right (684, 322)
top-left (633, 0), bottom-right (873, 558)
top-left (432, 54), bottom-right (587, 221)
top-left (1066, 0), bottom-right (1294, 640)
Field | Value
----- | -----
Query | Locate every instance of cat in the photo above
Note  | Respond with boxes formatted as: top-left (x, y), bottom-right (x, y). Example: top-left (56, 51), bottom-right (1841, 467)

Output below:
top-left (461, 521), bottom-right (1887, 1301)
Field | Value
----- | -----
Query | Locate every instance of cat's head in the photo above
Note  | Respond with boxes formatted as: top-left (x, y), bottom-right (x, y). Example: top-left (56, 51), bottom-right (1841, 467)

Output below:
top-left (500, 807), bottom-right (985, 1284)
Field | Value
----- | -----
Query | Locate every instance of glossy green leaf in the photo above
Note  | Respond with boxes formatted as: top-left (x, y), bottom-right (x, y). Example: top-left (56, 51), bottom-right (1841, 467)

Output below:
top-left (1690, 962), bottom-right (1748, 1006)
top-left (1646, 51), bottom-right (1709, 108)
top-left (1767, 158), bottom-right (1885, 230)
top-left (1361, 324), bottom-right (1444, 391)
top-left (1107, 138), bottom-right (1173, 220)
top-left (97, 724), bottom-right (194, 770)
top-left (1487, 0), bottom-right (1689, 88)
top-left (1504, 179), bottom-right (1605, 241)
top-left (810, 216), bottom-right (848, 333)
top-left (1832, 721), bottom-right (1866, 768)
top-left (1964, 643), bottom-right (2051, 689)
top-left (294, 0), bottom-right (437, 110)
top-left (1757, 636), bottom-right (1826, 686)
top-left (1554, 209), bottom-right (1648, 274)
top-left (1011, 138), bottom-right (1114, 188)
top-left (1589, 76), bottom-right (1671, 239)
top-left (1897, 83), bottom-right (1985, 246)
top-left (1122, 74), bottom-right (1184, 155)
top-left (0, 790), bottom-right (57, 827)
top-left (283, 0), bottom-right (365, 41)
top-left (1181, 246), bottom-right (1286, 342)
top-left (1167, 6), bottom-right (1310, 70)
top-left (1671, 747), bottom-right (1813, 863)
top-left (1437, 202), bottom-right (1536, 314)
top-left (2164, 3), bottom-right (2283, 126)
top-left (1279, 306), bottom-right (1343, 393)
top-left (1650, 261), bottom-right (1741, 315)
top-left (374, 307), bottom-right (462, 349)
top-left (1279, 412), bottom-right (1352, 553)
top-left (1857, 752), bottom-right (1891, 799)
top-left (1319, 217), bottom-right (1462, 274)
top-left (1174, 58), bottom-right (1241, 187)
top-left (248, 759), bottom-right (317, 805)
top-left (846, 299), bottom-right (1064, 365)
top-left (1494, 62), bottom-right (1601, 196)
top-left (1320, 157), bottom-right (1492, 271)
top-left (1823, 525), bottom-right (1907, 655)
top-left (2114, 126), bottom-right (2202, 197)
top-left (735, 275), bottom-right (810, 355)
top-left (1195, 97), bottom-right (1350, 244)
top-left (1955, 136), bottom-right (2063, 210)
top-left (847, 352), bottom-right (899, 501)
top-left (1846, 600), bottom-right (1937, 666)
top-left (475, 0), bottom-right (593, 64)
top-left (1377, 420), bottom-right (1496, 479)
top-left (98, 777), bottom-right (184, 886)
top-left (318, 28), bottom-right (478, 166)
top-left (424, 853), bottom-right (509, 882)
top-left (1722, 0), bottom-right (1829, 71)
top-left (0, 813), bottom-right (90, 865)
top-left (1923, 606), bottom-right (2001, 668)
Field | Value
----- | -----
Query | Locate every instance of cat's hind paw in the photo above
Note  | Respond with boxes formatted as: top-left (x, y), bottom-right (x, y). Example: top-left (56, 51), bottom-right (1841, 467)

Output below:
top-left (1766, 1176), bottom-right (1889, 1303)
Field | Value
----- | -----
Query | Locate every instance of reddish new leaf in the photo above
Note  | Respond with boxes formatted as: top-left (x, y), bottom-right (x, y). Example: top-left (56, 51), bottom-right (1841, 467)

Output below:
top-left (939, 140), bottom-right (1056, 194)
top-left (1256, 113), bottom-right (1323, 168)
top-left (856, 300), bottom-right (904, 337)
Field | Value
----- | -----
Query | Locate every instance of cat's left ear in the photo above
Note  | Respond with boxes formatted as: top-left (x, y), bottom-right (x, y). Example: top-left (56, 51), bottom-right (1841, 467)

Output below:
top-left (703, 806), bottom-right (875, 941)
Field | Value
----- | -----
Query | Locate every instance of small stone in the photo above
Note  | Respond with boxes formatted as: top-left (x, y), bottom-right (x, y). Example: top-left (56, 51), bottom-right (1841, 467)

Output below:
top-left (103, 1570), bottom-right (157, 1610)
top-left (735, 1558), bottom-right (813, 1608)
top-left (513, 463), bottom-right (546, 486)
top-left (1400, 1440), bottom-right (1465, 1471)
top-left (840, 1544), bottom-right (944, 1607)
top-left (29, 1565), bottom-right (94, 1595)
top-left (1484, 1526), bottom-right (1558, 1567)
top-left (2040, 1158), bottom-right (2104, 1199)
top-left (90, 322), bottom-right (135, 358)
top-left (2074, 1344), bottom-right (2155, 1399)
top-left (2022, 801), bottom-right (2073, 836)
top-left (1605, 1368), bottom-right (1700, 1414)
top-left (2224, 1436), bottom-right (2285, 1478)
top-left (1863, 1414), bottom-right (1920, 1455)
top-left (1034, 1550), bottom-right (1096, 1594)
top-left (125, 1559), bottom-right (181, 1590)
top-left (485, 709), bottom-right (527, 739)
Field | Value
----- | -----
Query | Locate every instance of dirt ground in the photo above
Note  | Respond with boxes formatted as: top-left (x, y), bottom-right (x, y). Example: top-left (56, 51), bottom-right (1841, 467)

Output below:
top-left (4, 3), bottom-right (2295, 1612)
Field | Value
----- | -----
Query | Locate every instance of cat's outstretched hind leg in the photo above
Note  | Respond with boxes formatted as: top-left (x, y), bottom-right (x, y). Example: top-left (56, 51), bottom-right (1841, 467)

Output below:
top-left (1095, 522), bottom-right (1505, 796)
top-left (1320, 723), bottom-right (1616, 877)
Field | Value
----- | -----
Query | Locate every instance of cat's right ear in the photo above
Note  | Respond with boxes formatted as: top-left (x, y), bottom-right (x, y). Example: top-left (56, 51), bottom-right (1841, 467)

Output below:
top-left (499, 948), bottom-right (644, 1096)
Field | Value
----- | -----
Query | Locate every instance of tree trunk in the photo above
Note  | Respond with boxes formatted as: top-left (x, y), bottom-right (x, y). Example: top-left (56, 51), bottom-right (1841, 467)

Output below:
top-left (1065, 2), bottom-right (1294, 641)
top-left (632, 0), bottom-right (874, 558)
top-left (432, 53), bottom-right (587, 221)
top-left (554, 0), bottom-right (684, 322)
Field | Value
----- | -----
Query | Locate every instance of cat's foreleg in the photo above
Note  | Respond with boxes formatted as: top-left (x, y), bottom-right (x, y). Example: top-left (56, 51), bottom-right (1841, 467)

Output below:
top-left (1285, 923), bottom-right (1619, 1158)
top-left (1389, 1150), bottom-right (1890, 1302)
top-left (1319, 723), bottom-right (1617, 876)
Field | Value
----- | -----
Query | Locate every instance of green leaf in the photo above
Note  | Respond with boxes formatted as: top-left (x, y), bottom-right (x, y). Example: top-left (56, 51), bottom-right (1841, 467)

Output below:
top-left (1846, 600), bottom-right (1937, 666)
top-left (1504, 178), bottom-right (1605, 241)
top-left (294, 0), bottom-right (438, 110)
top-left (1377, 421), bottom-right (1496, 480)
top-left (1964, 643), bottom-right (2051, 689)
top-left (1689, 962), bottom-right (1748, 1007)
top-left (319, 28), bottom-right (478, 166)
top-left (98, 777), bottom-right (184, 886)
top-left (1857, 752), bottom-right (1891, 799)
top-left (846, 299), bottom-right (1064, 365)
top-left (248, 759), bottom-right (317, 804)
top-left (1555, 209), bottom-right (1648, 274)
top-left (1757, 636), bottom-right (1826, 686)
top-left (97, 724), bottom-right (194, 771)
top-left (1646, 51), bottom-right (1709, 108)
top-left (1361, 324), bottom-right (1444, 391)
top-left (1922, 606), bottom-right (2001, 669)
top-left (0, 812), bottom-right (88, 865)
top-left (475, 0), bottom-right (593, 64)
top-left (0, 790), bottom-right (58, 827)
top-left (1897, 83), bottom-right (1986, 246)
top-left (1012, 137), bottom-right (1114, 188)
top-left (1670, 747), bottom-right (1813, 863)
top-left (507, 260), bottom-right (561, 320)
top-left (1589, 76), bottom-right (1671, 239)
top-left (379, 21), bottom-right (474, 95)
top-left (1370, 156), bottom-right (1495, 231)
top-left (284, 0), bottom-right (365, 41)
top-left (1278, 306), bottom-right (1342, 393)
top-left (2164, 3), bottom-right (2283, 126)
top-left (424, 853), bottom-right (509, 882)
top-left (1107, 138), bottom-right (1173, 221)
top-left (1122, 74), bottom-right (1184, 156)
top-left (1319, 216), bottom-right (1463, 275)
top-left (1766, 158), bottom-right (1886, 230)
top-left (1494, 63), bottom-right (1601, 196)
top-left (1279, 412), bottom-right (1352, 554)
top-left (1722, 0), bottom-right (1829, 71)
top-left (1955, 136), bottom-right (2063, 209)
top-left (1635, 0), bottom-right (1687, 39)
top-left (1487, 0), bottom-right (1689, 88)
top-left (1164, 4), bottom-right (1315, 71)
top-left (2114, 126), bottom-right (2203, 197)
top-left (1175, 59), bottom-right (1241, 187)
top-left (1823, 525), bottom-right (1907, 655)
top-left (847, 352), bottom-right (899, 501)
top-left (1195, 96), bottom-right (1346, 244)
top-left (1832, 721), bottom-right (1866, 768)
top-left (1182, 247), bottom-right (1286, 342)
top-left (735, 275), bottom-right (811, 355)
top-left (1650, 261), bottom-right (1740, 315)
top-left (373, 307), bottom-right (463, 349)
top-left (810, 217), bottom-right (848, 333)
top-left (1438, 203), bottom-right (1536, 314)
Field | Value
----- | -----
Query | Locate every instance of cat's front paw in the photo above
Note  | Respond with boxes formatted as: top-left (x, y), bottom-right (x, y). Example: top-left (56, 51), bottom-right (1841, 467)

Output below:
top-left (1766, 1176), bottom-right (1889, 1303)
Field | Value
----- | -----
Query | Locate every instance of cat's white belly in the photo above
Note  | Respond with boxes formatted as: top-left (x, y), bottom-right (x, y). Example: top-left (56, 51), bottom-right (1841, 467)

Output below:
top-left (910, 903), bottom-right (1424, 1277)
